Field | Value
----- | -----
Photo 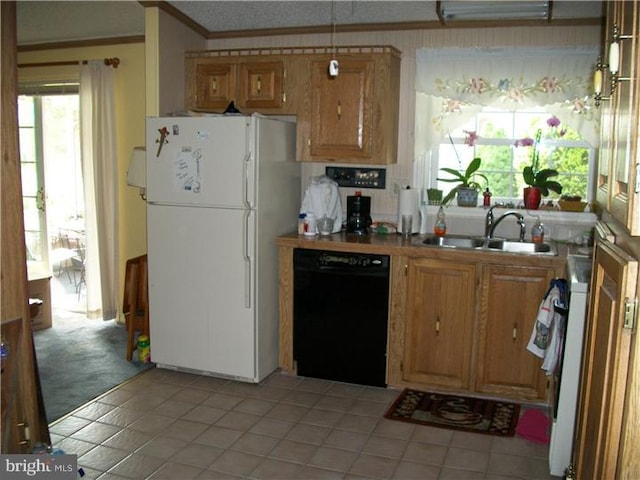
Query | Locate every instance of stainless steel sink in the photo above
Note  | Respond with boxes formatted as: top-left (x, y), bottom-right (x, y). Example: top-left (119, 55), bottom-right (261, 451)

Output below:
top-left (486, 239), bottom-right (556, 255)
top-left (420, 235), bottom-right (557, 256)
top-left (422, 236), bottom-right (485, 249)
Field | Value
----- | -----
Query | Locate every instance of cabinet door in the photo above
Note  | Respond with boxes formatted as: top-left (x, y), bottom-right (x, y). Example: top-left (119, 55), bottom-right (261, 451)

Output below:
top-left (1, 2), bottom-right (49, 451)
top-left (309, 58), bottom-right (373, 160)
top-left (194, 63), bottom-right (236, 110)
top-left (476, 264), bottom-right (552, 400)
top-left (238, 61), bottom-right (283, 109)
top-left (599, 1), bottom-right (640, 234)
top-left (403, 258), bottom-right (476, 390)
top-left (572, 239), bottom-right (637, 479)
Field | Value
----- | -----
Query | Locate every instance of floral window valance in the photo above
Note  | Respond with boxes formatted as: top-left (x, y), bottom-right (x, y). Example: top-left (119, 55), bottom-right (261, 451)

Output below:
top-left (415, 46), bottom-right (601, 150)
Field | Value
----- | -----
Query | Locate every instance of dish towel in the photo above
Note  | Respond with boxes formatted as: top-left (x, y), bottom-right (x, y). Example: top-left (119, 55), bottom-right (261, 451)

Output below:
top-left (527, 280), bottom-right (567, 374)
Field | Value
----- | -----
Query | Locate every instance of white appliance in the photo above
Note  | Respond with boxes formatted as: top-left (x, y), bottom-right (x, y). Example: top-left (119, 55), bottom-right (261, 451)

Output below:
top-left (146, 114), bottom-right (300, 382)
top-left (548, 254), bottom-right (591, 476)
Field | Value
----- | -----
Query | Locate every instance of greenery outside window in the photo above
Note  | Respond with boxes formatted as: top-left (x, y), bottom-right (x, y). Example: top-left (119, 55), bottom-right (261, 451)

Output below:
top-left (18, 87), bottom-right (82, 277)
top-left (434, 107), bottom-right (594, 204)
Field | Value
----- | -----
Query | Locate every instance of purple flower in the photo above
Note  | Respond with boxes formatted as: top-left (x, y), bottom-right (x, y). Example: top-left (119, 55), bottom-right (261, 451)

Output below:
top-left (546, 116), bottom-right (561, 128)
top-left (464, 130), bottom-right (478, 147)
top-left (515, 137), bottom-right (534, 147)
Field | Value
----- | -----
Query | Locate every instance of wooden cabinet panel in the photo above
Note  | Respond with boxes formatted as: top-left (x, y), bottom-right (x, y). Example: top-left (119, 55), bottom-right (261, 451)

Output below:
top-left (403, 258), bottom-right (476, 390)
top-left (572, 239), bottom-right (637, 479)
top-left (297, 46), bottom-right (400, 164)
top-left (1, 1), bottom-right (49, 452)
top-left (476, 264), bottom-right (552, 401)
top-left (185, 46), bottom-right (400, 163)
top-left (194, 63), bottom-right (236, 111)
top-left (239, 61), bottom-right (283, 109)
top-left (309, 58), bottom-right (373, 160)
top-left (598, 0), bottom-right (640, 234)
top-left (186, 54), bottom-right (293, 114)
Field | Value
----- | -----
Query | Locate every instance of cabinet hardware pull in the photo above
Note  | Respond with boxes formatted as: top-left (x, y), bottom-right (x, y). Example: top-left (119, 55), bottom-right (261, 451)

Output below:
top-left (211, 78), bottom-right (217, 94)
top-left (256, 75), bottom-right (262, 95)
top-left (512, 322), bottom-right (518, 342)
top-left (282, 92), bottom-right (286, 103)
top-left (17, 421), bottom-right (31, 447)
top-left (435, 317), bottom-right (440, 336)
top-left (337, 101), bottom-right (341, 119)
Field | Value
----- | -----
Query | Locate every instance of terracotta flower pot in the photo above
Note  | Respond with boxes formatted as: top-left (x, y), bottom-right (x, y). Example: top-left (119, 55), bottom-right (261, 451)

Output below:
top-left (524, 187), bottom-right (542, 210)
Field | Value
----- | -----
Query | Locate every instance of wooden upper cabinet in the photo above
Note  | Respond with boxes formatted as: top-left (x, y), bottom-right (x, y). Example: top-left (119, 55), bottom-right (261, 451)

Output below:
top-left (186, 54), bottom-right (290, 114)
top-left (239, 61), bottom-right (283, 109)
top-left (308, 58), bottom-right (373, 160)
top-left (297, 46), bottom-right (401, 164)
top-left (185, 46), bottom-right (401, 164)
top-left (598, 0), bottom-right (640, 234)
top-left (194, 63), bottom-right (236, 111)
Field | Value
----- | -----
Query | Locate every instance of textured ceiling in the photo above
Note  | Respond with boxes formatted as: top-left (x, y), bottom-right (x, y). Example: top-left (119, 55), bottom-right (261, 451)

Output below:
top-left (16, 1), bottom-right (604, 46)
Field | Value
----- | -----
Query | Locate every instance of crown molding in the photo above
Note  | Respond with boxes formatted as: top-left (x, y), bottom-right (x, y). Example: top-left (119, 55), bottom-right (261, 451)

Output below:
top-left (18, 36), bottom-right (145, 52)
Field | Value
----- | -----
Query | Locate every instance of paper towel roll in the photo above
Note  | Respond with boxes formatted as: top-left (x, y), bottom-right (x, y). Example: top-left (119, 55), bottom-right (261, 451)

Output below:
top-left (397, 188), bottom-right (420, 234)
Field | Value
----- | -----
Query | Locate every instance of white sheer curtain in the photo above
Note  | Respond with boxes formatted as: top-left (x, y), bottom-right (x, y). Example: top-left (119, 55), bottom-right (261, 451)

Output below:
top-left (414, 46), bottom-right (600, 192)
top-left (79, 61), bottom-right (118, 320)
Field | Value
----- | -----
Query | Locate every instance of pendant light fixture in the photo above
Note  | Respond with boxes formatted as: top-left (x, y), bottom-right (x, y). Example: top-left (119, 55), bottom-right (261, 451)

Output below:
top-left (328, 0), bottom-right (338, 77)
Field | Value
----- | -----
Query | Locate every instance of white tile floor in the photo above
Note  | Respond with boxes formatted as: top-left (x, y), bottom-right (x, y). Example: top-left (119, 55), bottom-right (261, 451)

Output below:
top-left (49, 368), bottom-right (560, 480)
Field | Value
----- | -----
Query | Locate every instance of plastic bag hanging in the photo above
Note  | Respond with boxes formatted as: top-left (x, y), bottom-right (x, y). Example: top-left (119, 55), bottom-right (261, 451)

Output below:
top-left (300, 175), bottom-right (343, 233)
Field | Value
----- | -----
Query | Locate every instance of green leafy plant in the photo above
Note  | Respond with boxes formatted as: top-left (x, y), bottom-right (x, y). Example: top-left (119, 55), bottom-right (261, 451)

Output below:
top-left (437, 157), bottom-right (488, 206)
top-left (519, 126), bottom-right (563, 197)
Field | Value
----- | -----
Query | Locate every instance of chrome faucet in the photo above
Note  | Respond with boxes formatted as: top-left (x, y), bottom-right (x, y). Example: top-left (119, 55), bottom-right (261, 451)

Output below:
top-left (485, 205), bottom-right (526, 241)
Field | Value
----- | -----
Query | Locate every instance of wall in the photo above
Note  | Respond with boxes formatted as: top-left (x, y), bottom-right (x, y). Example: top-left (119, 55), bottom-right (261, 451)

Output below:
top-left (18, 42), bottom-right (146, 319)
top-left (146, 7), bottom-right (205, 116)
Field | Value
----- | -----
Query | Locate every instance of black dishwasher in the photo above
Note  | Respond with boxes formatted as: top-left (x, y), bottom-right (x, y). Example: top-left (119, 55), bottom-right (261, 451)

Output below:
top-left (293, 248), bottom-right (390, 387)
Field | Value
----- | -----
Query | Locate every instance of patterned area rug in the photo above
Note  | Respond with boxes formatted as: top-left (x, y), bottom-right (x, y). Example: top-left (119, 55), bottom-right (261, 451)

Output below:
top-left (385, 389), bottom-right (520, 436)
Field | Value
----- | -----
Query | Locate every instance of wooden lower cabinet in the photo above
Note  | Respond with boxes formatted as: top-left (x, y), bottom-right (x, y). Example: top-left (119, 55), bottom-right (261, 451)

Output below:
top-left (403, 258), bottom-right (476, 390)
top-left (476, 263), bottom-right (554, 401)
top-left (401, 257), bottom-right (557, 402)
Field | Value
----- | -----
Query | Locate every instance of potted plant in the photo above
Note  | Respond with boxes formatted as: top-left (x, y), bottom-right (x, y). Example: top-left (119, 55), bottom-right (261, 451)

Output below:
top-left (438, 157), bottom-right (488, 207)
top-left (518, 122), bottom-right (564, 209)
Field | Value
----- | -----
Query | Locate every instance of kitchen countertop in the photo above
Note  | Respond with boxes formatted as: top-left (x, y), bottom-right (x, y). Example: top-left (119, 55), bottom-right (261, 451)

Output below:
top-left (277, 231), bottom-right (573, 267)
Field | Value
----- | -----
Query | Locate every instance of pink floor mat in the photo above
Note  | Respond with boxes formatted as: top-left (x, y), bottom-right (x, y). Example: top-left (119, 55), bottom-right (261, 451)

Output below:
top-left (515, 408), bottom-right (550, 444)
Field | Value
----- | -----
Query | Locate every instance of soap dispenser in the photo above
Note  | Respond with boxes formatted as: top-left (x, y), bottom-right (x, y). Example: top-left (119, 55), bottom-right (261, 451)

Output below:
top-left (434, 205), bottom-right (447, 237)
top-left (531, 217), bottom-right (545, 243)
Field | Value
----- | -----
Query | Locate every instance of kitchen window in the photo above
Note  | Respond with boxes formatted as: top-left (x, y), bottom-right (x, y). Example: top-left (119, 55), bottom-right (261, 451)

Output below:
top-left (433, 107), bottom-right (595, 203)
top-left (414, 46), bottom-right (600, 206)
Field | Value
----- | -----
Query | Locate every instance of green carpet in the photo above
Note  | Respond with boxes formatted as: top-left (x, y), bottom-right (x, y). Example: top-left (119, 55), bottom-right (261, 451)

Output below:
top-left (33, 310), bottom-right (154, 423)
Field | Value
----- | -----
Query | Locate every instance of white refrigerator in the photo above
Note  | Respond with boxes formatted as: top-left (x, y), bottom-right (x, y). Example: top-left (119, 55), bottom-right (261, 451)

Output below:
top-left (146, 114), bottom-right (300, 382)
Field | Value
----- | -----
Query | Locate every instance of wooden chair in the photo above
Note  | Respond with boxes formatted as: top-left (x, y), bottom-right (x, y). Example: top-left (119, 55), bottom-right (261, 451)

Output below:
top-left (123, 254), bottom-right (149, 361)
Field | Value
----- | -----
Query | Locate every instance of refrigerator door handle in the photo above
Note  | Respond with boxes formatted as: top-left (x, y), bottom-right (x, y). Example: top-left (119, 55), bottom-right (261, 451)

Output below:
top-left (243, 209), bottom-right (252, 309)
top-left (243, 151), bottom-right (255, 209)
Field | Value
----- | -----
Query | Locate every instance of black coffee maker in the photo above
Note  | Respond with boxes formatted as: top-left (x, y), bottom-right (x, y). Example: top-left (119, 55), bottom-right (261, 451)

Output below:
top-left (346, 192), bottom-right (372, 234)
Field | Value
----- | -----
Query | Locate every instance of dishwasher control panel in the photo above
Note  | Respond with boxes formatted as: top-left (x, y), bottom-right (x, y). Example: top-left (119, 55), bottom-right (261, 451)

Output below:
top-left (294, 249), bottom-right (389, 273)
